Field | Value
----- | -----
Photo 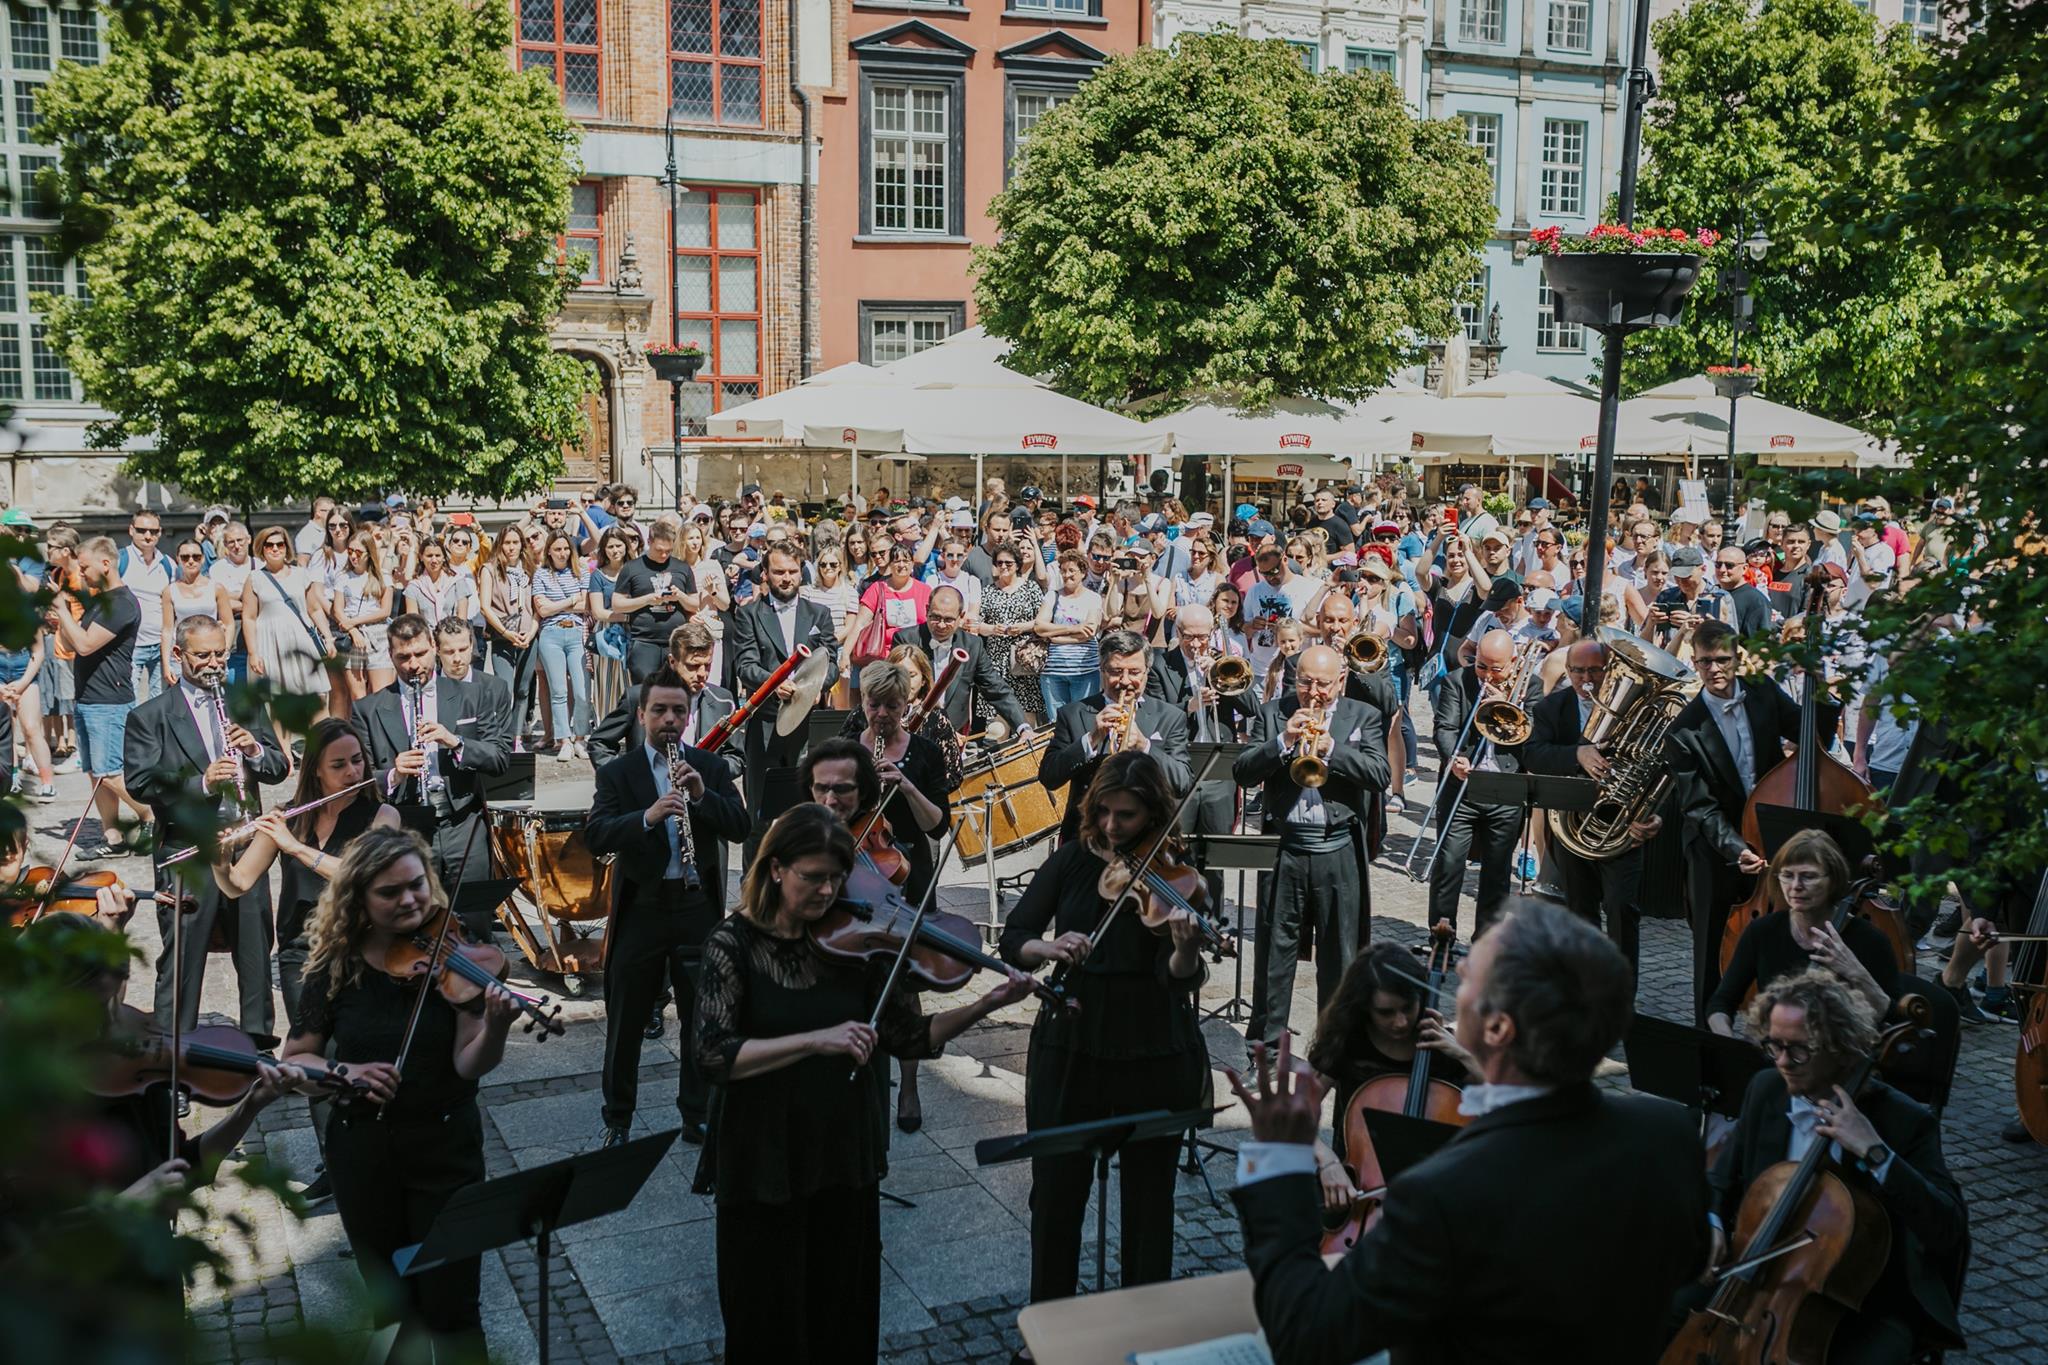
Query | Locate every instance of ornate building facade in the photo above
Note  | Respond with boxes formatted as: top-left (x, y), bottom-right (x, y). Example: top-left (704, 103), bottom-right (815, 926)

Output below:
top-left (1153, 0), bottom-right (1427, 110)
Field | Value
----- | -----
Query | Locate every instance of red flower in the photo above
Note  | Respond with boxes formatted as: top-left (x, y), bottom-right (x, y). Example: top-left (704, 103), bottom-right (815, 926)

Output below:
top-left (1698, 229), bottom-right (1723, 248)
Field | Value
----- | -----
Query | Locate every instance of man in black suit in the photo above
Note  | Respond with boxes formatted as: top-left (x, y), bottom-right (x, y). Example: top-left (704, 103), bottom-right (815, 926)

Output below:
top-left (1521, 638), bottom-right (1664, 981)
top-left (124, 615), bottom-right (290, 1034)
top-left (588, 621), bottom-right (738, 773)
top-left (1148, 603), bottom-right (1254, 914)
top-left (433, 618), bottom-right (516, 750)
top-left (352, 613), bottom-right (510, 930)
top-left (1665, 620), bottom-right (1839, 1021)
top-left (585, 668), bottom-right (749, 1148)
top-left (1427, 629), bottom-right (1541, 938)
top-left (1233, 643), bottom-right (1388, 1049)
top-left (1229, 901), bottom-right (1709, 1363)
top-left (1039, 629), bottom-right (1193, 845)
top-left (1700, 968), bottom-right (1967, 1361)
top-left (729, 543), bottom-right (839, 864)
top-left (899, 585), bottom-right (1029, 739)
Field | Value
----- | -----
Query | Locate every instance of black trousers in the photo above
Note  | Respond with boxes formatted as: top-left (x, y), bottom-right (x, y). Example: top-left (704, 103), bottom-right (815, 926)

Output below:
top-left (1426, 790), bottom-right (1522, 938)
top-left (153, 876), bottom-right (274, 1036)
top-left (1248, 841), bottom-right (1362, 1048)
top-left (740, 719), bottom-right (806, 868)
top-left (1179, 778), bottom-right (1237, 918)
top-left (1685, 846), bottom-right (1753, 1024)
top-left (1024, 1034), bottom-right (1202, 1304)
top-left (601, 880), bottom-right (715, 1129)
top-left (717, 1182), bottom-right (881, 1364)
top-left (276, 943), bottom-right (331, 1159)
top-left (488, 634), bottom-right (538, 734)
top-left (326, 1102), bottom-right (488, 1361)
top-left (397, 803), bottom-right (495, 937)
top-left (626, 638), bottom-right (668, 685)
top-left (1555, 842), bottom-right (1645, 983)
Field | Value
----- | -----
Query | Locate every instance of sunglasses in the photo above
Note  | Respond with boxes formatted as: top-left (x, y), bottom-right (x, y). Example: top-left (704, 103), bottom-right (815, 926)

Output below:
top-left (262, 540), bottom-right (286, 550)
top-left (176, 552), bottom-right (202, 562)
top-left (133, 525), bottom-right (162, 535)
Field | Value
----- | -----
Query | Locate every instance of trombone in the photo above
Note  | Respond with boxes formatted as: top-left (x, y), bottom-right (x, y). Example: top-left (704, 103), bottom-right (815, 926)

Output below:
top-left (1405, 639), bottom-right (1544, 881)
top-left (1344, 631), bottom-right (1388, 676)
top-left (1202, 649), bottom-right (1255, 741)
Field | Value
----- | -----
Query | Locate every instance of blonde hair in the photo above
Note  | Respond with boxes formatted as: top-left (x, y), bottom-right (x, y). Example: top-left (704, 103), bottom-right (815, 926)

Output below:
top-left (302, 827), bottom-right (446, 994)
top-left (347, 530), bottom-right (386, 600)
top-left (860, 658), bottom-right (913, 707)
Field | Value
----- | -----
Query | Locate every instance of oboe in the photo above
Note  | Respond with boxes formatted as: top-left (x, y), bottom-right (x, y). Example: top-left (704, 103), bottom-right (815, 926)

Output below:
top-left (666, 742), bottom-right (701, 889)
top-left (209, 680), bottom-right (249, 813)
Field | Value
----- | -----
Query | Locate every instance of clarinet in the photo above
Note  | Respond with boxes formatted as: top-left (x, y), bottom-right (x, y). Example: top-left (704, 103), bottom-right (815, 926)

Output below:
top-left (666, 742), bottom-right (701, 889)
top-left (209, 681), bottom-right (249, 813)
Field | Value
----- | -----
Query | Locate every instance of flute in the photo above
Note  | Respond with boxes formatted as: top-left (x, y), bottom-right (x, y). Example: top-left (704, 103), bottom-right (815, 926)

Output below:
top-left (160, 778), bottom-right (380, 866)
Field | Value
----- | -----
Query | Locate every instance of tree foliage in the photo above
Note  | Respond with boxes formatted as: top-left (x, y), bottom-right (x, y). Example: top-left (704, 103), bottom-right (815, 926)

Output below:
top-left (1626, 0), bottom-right (1954, 426)
top-left (972, 33), bottom-right (1493, 412)
top-left (1798, 0), bottom-right (2048, 904)
top-left (38, 0), bottom-right (593, 505)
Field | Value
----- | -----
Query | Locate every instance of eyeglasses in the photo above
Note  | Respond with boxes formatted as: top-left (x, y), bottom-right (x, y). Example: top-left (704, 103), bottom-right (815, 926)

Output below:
top-left (810, 782), bottom-right (860, 798)
top-left (262, 539), bottom-right (287, 550)
top-left (1693, 654), bottom-right (1737, 669)
top-left (328, 520), bottom-right (349, 529)
top-left (783, 866), bottom-right (846, 889)
top-left (1760, 1039), bottom-right (1813, 1066)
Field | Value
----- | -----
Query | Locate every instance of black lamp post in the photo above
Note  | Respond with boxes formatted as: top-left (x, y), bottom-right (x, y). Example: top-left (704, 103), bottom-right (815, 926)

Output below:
top-left (1714, 211), bottom-right (1772, 540)
top-left (661, 108), bottom-right (684, 513)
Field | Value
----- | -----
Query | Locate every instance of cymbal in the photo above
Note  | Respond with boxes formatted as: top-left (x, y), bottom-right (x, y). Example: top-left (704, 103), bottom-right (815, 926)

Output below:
top-left (774, 648), bottom-right (835, 736)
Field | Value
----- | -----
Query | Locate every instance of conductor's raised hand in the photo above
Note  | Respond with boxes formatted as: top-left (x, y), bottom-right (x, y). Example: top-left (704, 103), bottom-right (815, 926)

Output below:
top-left (1224, 1034), bottom-right (1325, 1146)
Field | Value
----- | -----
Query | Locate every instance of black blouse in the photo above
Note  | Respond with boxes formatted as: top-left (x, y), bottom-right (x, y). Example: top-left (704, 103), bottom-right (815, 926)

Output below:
top-left (1706, 909), bottom-right (1899, 1024)
top-left (291, 963), bottom-right (476, 1121)
top-left (841, 724), bottom-right (953, 904)
top-left (276, 794), bottom-right (379, 949)
top-left (998, 839), bottom-right (1207, 1061)
top-left (693, 914), bottom-right (935, 1207)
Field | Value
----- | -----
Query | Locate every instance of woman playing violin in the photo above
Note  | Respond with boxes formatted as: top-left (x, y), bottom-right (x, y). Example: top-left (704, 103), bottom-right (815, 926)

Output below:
top-left (997, 750), bottom-right (1212, 1320)
top-left (279, 827), bottom-right (522, 1359)
top-left (694, 804), bottom-right (1031, 1364)
top-left (1706, 829), bottom-right (1896, 1040)
top-left (1305, 942), bottom-right (1480, 1211)
top-left (215, 717), bottom-right (398, 1200)
top-left (844, 659), bottom-right (952, 905)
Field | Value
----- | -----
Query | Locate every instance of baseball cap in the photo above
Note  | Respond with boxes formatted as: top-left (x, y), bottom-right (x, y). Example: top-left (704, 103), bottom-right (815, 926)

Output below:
top-left (1743, 538), bottom-right (1774, 557)
top-left (747, 521), bottom-right (768, 539)
top-left (689, 505), bottom-right (714, 521)
top-left (1247, 519), bottom-right (1278, 541)
top-left (1071, 495), bottom-right (1097, 510)
top-left (1527, 587), bottom-right (1559, 611)
top-left (0, 507), bottom-right (34, 529)
top-left (1812, 508), bottom-right (1843, 535)
top-left (1527, 497), bottom-right (1552, 511)
top-left (1187, 512), bottom-right (1215, 530)
top-left (201, 504), bottom-right (232, 526)
top-left (1138, 513), bottom-right (1167, 533)
top-left (944, 496), bottom-right (968, 512)
top-left (1480, 526), bottom-right (1512, 546)
top-left (1234, 503), bottom-right (1258, 522)
top-left (1932, 496), bottom-right (1955, 511)
top-left (1668, 546), bottom-right (1705, 577)
top-left (1019, 486), bottom-right (1043, 501)
top-left (739, 483), bottom-right (762, 499)
top-left (1361, 557), bottom-right (1394, 581)
top-left (385, 493), bottom-right (407, 509)
top-left (949, 510), bottom-right (974, 528)
top-left (1371, 519), bottom-right (1401, 537)
top-left (1814, 561), bottom-right (1849, 583)
top-left (1482, 575), bottom-right (1524, 611)
top-left (1669, 507), bottom-right (1703, 527)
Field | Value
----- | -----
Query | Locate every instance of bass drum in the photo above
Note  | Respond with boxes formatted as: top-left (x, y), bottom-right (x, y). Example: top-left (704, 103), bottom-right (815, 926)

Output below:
top-left (954, 732), bottom-right (1066, 863)
top-left (490, 807), bottom-right (615, 993)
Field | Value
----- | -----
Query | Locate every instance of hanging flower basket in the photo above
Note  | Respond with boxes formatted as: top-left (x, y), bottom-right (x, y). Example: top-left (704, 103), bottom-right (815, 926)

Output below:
top-left (1529, 225), bottom-right (1716, 334)
top-left (644, 342), bottom-right (705, 383)
top-left (1707, 365), bottom-right (1761, 400)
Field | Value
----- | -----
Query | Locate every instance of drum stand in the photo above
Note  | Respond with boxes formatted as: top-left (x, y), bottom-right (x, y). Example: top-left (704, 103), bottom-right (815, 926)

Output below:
top-left (960, 789), bottom-right (1005, 946)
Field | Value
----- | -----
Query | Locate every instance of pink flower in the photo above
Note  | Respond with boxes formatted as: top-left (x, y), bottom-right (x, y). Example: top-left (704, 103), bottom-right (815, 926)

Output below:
top-left (1698, 229), bottom-right (1722, 248)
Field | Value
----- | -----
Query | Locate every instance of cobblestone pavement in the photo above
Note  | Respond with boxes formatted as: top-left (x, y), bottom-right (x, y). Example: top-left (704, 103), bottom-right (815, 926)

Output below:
top-left (54, 728), bottom-right (2045, 1364)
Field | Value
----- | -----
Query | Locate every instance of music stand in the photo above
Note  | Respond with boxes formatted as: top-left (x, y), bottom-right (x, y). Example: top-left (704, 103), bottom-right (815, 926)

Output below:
top-left (394, 1129), bottom-right (679, 1365)
top-left (977, 1107), bottom-right (1219, 1293)
top-left (1624, 1013), bottom-right (1768, 1138)
top-left (483, 753), bottom-right (537, 804)
top-left (450, 877), bottom-right (519, 941)
top-left (1187, 833), bottom-right (1280, 1027)
top-left (1358, 1109), bottom-right (1461, 1182)
top-left (1464, 771), bottom-right (1598, 894)
top-left (1755, 804), bottom-right (1876, 871)
top-left (806, 707), bottom-right (853, 754)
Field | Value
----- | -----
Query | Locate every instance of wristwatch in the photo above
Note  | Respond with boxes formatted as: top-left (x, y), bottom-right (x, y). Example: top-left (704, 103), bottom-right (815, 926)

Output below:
top-left (1859, 1143), bottom-right (1891, 1172)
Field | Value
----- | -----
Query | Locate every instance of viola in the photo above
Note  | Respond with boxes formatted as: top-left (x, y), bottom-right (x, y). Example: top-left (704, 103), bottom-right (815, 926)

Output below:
top-left (1095, 848), bottom-right (1235, 957)
top-left (91, 1005), bottom-right (363, 1102)
top-left (382, 906), bottom-right (565, 1038)
top-left (1660, 996), bottom-right (1931, 1365)
top-left (1322, 922), bottom-right (1466, 1255)
top-left (811, 859), bottom-right (1069, 1011)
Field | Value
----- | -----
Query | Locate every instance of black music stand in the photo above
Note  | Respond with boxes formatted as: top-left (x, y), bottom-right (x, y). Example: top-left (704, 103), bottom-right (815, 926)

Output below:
top-left (395, 1129), bottom-right (678, 1365)
top-left (451, 877), bottom-right (519, 941)
top-left (1187, 833), bottom-right (1281, 1025)
top-left (1358, 1108), bottom-right (1461, 1182)
top-left (484, 753), bottom-right (538, 804)
top-left (977, 1107), bottom-right (1218, 1293)
top-left (806, 707), bottom-right (853, 753)
top-left (1755, 804), bottom-right (1876, 871)
top-left (1624, 1012), bottom-right (1768, 1140)
top-left (1464, 770), bottom-right (1598, 892)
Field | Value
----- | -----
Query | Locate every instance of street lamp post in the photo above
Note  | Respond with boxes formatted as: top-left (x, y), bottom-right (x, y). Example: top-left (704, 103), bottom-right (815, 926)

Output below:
top-left (662, 108), bottom-right (684, 513)
top-left (1717, 210), bottom-right (1772, 540)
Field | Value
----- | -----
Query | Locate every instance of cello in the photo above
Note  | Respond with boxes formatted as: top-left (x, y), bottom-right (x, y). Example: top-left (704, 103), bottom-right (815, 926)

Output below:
top-left (1320, 921), bottom-right (1466, 1255)
top-left (1720, 580), bottom-right (1910, 976)
top-left (2010, 870), bottom-right (2048, 1145)
top-left (1660, 996), bottom-right (1931, 1365)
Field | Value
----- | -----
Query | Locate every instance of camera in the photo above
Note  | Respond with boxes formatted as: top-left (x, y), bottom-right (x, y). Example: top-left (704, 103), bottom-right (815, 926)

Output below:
top-left (545, 496), bottom-right (570, 510)
top-left (1114, 555), bottom-right (1138, 571)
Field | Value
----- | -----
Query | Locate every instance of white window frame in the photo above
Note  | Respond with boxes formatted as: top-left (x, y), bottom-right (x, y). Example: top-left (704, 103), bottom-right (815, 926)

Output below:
top-left (869, 312), bottom-right (954, 366)
top-left (1458, 268), bottom-right (1489, 342)
top-left (1539, 118), bottom-right (1586, 217)
top-left (870, 80), bottom-right (951, 236)
top-left (1905, 0), bottom-right (1939, 38)
top-left (1546, 0), bottom-right (1591, 52)
top-left (1535, 276), bottom-right (1584, 352)
top-left (1459, 0), bottom-right (1505, 44)
top-left (1462, 112), bottom-right (1502, 198)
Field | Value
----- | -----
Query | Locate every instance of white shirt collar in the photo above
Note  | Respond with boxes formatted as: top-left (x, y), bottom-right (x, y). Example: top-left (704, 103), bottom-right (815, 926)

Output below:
top-left (1714, 681), bottom-right (1746, 713)
top-left (1457, 1082), bottom-right (1555, 1118)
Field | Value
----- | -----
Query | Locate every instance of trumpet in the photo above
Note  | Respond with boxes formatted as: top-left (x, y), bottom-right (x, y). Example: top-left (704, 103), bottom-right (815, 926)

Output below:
top-left (1288, 704), bottom-right (1332, 789)
top-left (1104, 683), bottom-right (1143, 754)
top-left (1344, 631), bottom-right (1388, 676)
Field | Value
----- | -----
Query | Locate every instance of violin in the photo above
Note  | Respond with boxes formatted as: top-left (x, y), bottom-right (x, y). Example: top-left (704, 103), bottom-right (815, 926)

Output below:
top-left (1094, 846), bottom-right (1235, 957)
top-left (1322, 922), bottom-right (1466, 1255)
top-left (811, 858), bottom-right (1070, 1011)
top-left (1660, 996), bottom-right (1931, 1365)
top-left (91, 1004), bottom-right (363, 1102)
top-left (4, 867), bottom-right (190, 930)
top-left (381, 905), bottom-right (565, 1038)
top-left (852, 805), bottom-right (911, 887)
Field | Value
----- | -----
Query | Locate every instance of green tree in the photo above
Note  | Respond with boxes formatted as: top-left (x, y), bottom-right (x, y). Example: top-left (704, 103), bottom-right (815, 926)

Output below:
top-left (37, 0), bottom-right (592, 506)
top-left (1804, 0), bottom-right (2048, 905)
top-left (1626, 0), bottom-right (1952, 425)
top-left (972, 33), bottom-right (1493, 412)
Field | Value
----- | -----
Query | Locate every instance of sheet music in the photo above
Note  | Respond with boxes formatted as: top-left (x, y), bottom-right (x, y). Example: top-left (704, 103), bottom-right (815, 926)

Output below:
top-left (1131, 1332), bottom-right (1272, 1365)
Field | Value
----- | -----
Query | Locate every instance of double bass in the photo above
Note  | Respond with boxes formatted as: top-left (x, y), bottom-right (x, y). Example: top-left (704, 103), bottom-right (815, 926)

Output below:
top-left (1720, 580), bottom-right (1912, 976)
top-left (1660, 997), bottom-right (1931, 1365)
top-left (1320, 922), bottom-right (1466, 1255)
top-left (2011, 870), bottom-right (2048, 1145)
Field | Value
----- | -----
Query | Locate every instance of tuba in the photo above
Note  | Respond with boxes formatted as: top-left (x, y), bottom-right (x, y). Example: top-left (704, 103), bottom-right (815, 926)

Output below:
top-left (1547, 631), bottom-right (1699, 861)
top-left (1344, 631), bottom-right (1388, 676)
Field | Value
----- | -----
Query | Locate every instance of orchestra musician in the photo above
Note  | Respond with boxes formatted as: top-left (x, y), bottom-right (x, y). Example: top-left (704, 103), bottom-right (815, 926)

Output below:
top-left (280, 827), bottom-right (524, 1359)
top-left (1229, 903), bottom-right (1709, 1363)
top-left (123, 614), bottom-right (290, 1035)
top-left (1039, 630), bottom-right (1193, 845)
top-left (1146, 603), bottom-right (1253, 915)
top-left (1232, 643), bottom-right (1389, 1050)
top-left (350, 613), bottom-right (511, 932)
top-left (1664, 620), bottom-right (1840, 1021)
top-left (1520, 639), bottom-right (1662, 978)
top-left (1426, 629), bottom-right (1539, 939)
top-left (1312, 592), bottom-right (1399, 853)
top-left (900, 584), bottom-right (1030, 740)
top-left (586, 668), bottom-right (749, 1148)
top-left (587, 621), bottom-right (738, 769)
top-left (693, 804), bottom-right (1032, 1363)
top-left (729, 543), bottom-right (840, 864)
top-left (998, 752), bottom-right (1213, 1313)
top-left (1691, 968), bottom-right (1967, 1362)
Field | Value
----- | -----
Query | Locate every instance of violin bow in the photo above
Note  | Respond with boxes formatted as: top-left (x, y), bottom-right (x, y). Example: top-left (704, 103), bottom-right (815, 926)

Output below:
top-left (383, 818), bottom-right (482, 1119)
top-left (29, 774), bottom-right (105, 926)
top-left (851, 819), bottom-right (969, 1082)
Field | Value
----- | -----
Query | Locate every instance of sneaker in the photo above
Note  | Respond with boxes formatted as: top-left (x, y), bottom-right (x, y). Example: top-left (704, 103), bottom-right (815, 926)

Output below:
top-left (1516, 851), bottom-right (1540, 882)
top-left (1981, 986), bottom-right (2017, 1021)
top-left (573, 739), bottom-right (589, 760)
top-left (1931, 906), bottom-right (1962, 938)
top-left (555, 742), bottom-right (575, 763)
top-left (1941, 978), bottom-right (1994, 1025)
top-left (599, 1126), bottom-right (630, 1150)
top-left (1386, 794), bottom-right (1406, 815)
top-left (299, 1171), bottom-right (333, 1205)
top-left (32, 782), bottom-right (55, 804)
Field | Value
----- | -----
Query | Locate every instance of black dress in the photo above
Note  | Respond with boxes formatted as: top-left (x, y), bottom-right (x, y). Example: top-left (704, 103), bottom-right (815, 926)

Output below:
top-left (997, 839), bottom-right (1211, 1304)
top-left (275, 794), bottom-right (379, 1026)
top-left (693, 913), bottom-right (937, 1364)
top-left (291, 965), bottom-right (485, 1350)
top-left (1704, 909), bottom-right (1899, 1024)
top-left (839, 722), bottom-right (953, 904)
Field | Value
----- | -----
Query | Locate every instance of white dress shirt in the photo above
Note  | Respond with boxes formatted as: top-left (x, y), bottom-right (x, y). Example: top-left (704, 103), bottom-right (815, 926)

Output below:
top-left (769, 591), bottom-right (800, 655)
top-left (1706, 683), bottom-right (1757, 793)
top-left (644, 744), bottom-right (689, 880)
